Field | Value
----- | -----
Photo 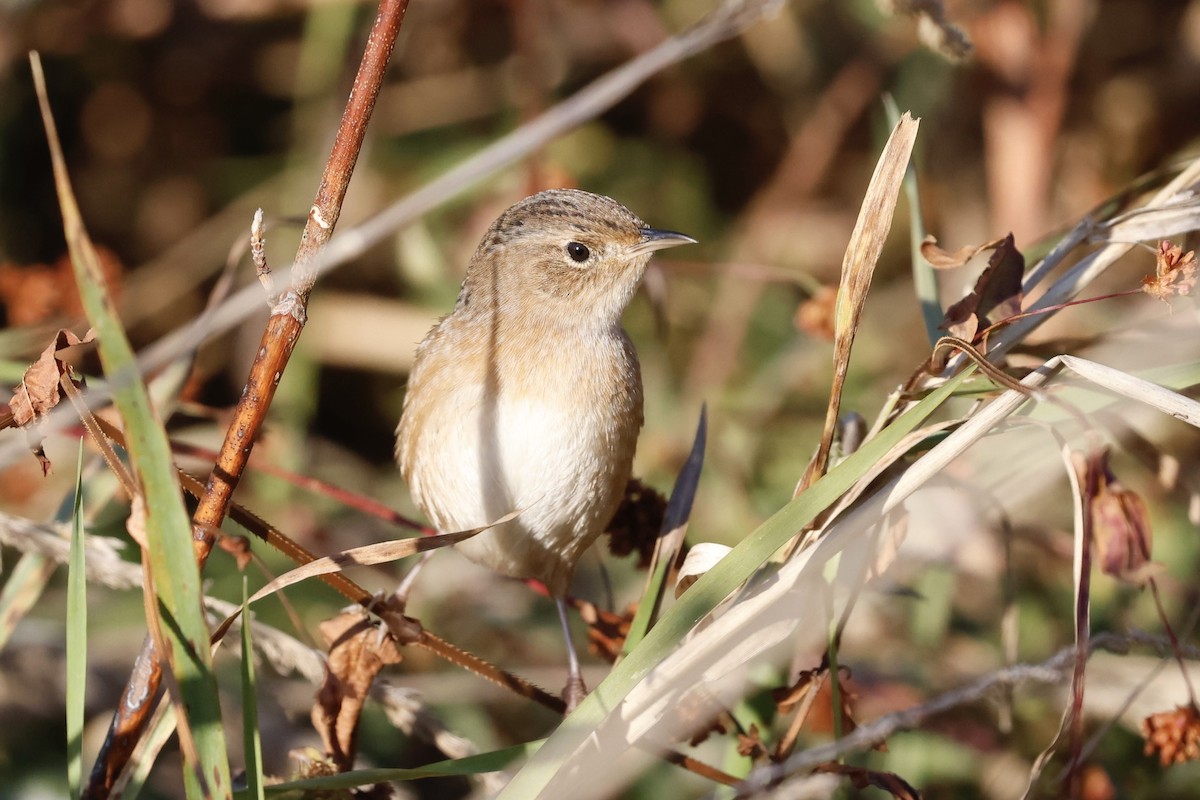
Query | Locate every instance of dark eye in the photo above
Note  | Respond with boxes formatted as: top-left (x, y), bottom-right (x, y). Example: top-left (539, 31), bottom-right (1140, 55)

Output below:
top-left (566, 241), bottom-right (590, 263)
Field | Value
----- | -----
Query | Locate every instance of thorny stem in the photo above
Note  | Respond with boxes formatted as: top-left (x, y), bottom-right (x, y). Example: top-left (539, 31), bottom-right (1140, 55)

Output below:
top-left (85, 3), bottom-right (410, 796)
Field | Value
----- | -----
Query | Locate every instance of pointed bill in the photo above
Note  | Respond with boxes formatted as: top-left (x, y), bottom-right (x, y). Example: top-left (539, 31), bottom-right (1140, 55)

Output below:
top-left (628, 228), bottom-right (697, 256)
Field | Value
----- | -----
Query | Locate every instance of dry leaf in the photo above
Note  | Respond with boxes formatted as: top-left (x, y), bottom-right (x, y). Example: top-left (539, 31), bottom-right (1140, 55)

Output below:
top-left (795, 285), bottom-right (837, 341)
top-left (1087, 448), bottom-right (1159, 586)
top-left (938, 233), bottom-right (1025, 342)
top-left (939, 303), bottom-right (979, 343)
top-left (125, 493), bottom-right (148, 550)
top-left (798, 112), bottom-right (919, 496)
top-left (8, 328), bottom-right (96, 474)
top-left (1142, 240), bottom-right (1197, 301)
top-left (214, 531), bottom-right (252, 570)
top-left (736, 723), bottom-right (769, 761)
top-left (312, 612), bottom-right (403, 772)
top-left (686, 711), bottom-right (732, 748)
top-left (919, 234), bottom-right (1004, 269)
top-left (605, 477), bottom-right (667, 568)
top-left (581, 601), bottom-right (635, 664)
top-left (773, 668), bottom-right (821, 715)
top-left (1142, 704), bottom-right (1200, 766)
top-left (675, 542), bottom-right (732, 598)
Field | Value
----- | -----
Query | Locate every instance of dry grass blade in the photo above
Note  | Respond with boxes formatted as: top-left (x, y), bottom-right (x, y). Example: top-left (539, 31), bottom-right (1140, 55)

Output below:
top-left (800, 112), bottom-right (920, 492)
top-left (245, 513), bottom-right (514, 607)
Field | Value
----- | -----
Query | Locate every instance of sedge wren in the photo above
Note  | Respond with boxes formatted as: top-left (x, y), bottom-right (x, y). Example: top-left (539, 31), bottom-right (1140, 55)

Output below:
top-left (395, 189), bottom-right (694, 707)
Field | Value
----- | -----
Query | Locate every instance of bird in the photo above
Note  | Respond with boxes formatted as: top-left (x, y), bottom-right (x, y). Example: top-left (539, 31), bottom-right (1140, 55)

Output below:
top-left (395, 188), bottom-right (694, 708)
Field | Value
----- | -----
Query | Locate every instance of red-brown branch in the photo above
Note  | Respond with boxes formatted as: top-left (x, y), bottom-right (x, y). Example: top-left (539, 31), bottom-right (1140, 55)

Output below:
top-left (84, 3), bottom-right (409, 796)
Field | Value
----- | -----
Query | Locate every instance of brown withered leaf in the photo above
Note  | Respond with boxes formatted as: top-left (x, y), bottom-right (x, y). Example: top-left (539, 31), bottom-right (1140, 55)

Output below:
top-left (605, 477), bottom-right (667, 568)
top-left (831, 668), bottom-right (869, 744)
top-left (795, 285), bottom-right (837, 341)
top-left (1088, 448), bottom-right (1160, 586)
top-left (1142, 240), bottom-right (1197, 301)
top-left (920, 234), bottom-right (1004, 270)
top-left (773, 668), bottom-right (821, 715)
top-left (8, 328), bottom-right (96, 475)
top-left (938, 233), bottom-right (1025, 342)
top-left (581, 601), bottom-right (635, 664)
top-left (214, 531), bottom-right (253, 570)
top-left (736, 723), bottom-right (770, 761)
top-left (1142, 704), bottom-right (1200, 766)
top-left (125, 494), bottom-right (148, 549)
top-left (815, 763), bottom-right (921, 800)
top-left (939, 304), bottom-right (979, 344)
top-left (687, 713), bottom-right (732, 748)
top-left (312, 612), bottom-right (403, 772)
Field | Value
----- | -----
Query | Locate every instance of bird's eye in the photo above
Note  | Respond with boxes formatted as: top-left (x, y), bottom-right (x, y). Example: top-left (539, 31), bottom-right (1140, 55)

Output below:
top-left (566, 241), bottom-right (590, 263)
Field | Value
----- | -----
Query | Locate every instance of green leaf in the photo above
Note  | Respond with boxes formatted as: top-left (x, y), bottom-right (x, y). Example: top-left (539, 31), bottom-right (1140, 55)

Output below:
top-left (241, 579), bottom-right (265, 800)
top-left (67, 440), bottom-right (86, 799)
top-left (883, 95), bottom-right (939, 346)
top-left (622, 404), bottom-right (706, 655)
top-left (31, 52), bottom-right (230, 798)
top-left (250, 741), bottom-right (542, 797)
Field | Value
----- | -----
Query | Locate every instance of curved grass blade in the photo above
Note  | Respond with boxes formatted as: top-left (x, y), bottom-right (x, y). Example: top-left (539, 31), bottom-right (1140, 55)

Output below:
top-left (248, 741), bottom-right (542, 797)
top-left (622, 404), bottom-right (707, 656)
top-left (30, 52), bottom-right (231, 798)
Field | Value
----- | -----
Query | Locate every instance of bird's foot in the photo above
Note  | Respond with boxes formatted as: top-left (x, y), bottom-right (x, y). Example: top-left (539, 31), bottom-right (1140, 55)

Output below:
top-left (562, 674), bottom-right (588, 713)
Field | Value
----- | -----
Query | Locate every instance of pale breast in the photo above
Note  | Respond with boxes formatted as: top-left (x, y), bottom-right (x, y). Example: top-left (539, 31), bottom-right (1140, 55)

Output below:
top-left (397, 317), bottom-right (642, 595)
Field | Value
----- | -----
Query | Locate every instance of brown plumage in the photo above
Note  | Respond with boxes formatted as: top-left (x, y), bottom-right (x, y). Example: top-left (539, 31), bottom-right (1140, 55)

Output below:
top-left (395, 189), bottom-right (693, 706)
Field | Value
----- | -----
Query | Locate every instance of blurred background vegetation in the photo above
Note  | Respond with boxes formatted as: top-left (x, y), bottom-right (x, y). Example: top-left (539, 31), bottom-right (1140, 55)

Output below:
top-left (2, 0), bottom-right (1200, 797)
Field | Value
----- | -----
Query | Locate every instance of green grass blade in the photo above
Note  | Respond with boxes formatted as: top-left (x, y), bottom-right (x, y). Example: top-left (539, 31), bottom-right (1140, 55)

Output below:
top-left (622, 404), bottom-right (707, 655)
top-left (241, 579), bottom-right (266, 800)
top-left (884, 95), bottom-right (939, 346)
top-left (66, 439), bottom-right (86, 799)
top-left (499, 374), bottom-right (966, 798)
top-left (31, 53), bottom-right (230, 798)
top-left (250, 741), bottom-right (542, 797)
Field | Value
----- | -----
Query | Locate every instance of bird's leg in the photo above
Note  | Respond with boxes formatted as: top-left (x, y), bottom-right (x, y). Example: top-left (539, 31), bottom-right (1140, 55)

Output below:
top-left (391, 550), bottom-right (434, 610)
top-left (556, 596), bottom-right (587, 712)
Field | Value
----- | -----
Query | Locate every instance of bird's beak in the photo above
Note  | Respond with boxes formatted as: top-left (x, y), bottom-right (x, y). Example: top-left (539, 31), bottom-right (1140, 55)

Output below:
top-left (628, 228), bottom-right (697, 256)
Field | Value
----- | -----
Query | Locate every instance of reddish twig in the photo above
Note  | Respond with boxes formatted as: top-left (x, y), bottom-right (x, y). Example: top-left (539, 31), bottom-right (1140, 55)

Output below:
top-left (168, 438), bottom-right (426, 532)
top-left (84, 3), bottom-right (410, 796)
